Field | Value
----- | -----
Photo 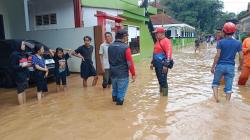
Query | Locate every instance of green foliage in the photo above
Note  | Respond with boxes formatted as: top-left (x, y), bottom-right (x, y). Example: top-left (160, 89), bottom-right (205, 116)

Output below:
top-left (160, 0), bottom-right (237, 33)
top-left (237, 10), bottom-right (248, 19)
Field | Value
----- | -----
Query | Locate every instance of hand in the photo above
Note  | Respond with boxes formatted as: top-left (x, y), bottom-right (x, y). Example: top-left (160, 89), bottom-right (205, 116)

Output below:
top-left (238, 65), bottom-right (242, 71)
top-left (26, 63), bottom-right (32, 67)
top-left (162, 66), bottom-right (168, 74)
top-left (131, 75), bottom-right (136, 83)
top-left (150, 64), bottom-right (154, 70)
top-left (22, 63), bottom-right (32, 68)
top-left (82, 58), bottom-right (85, 61)
top-left (211, 67), bottom-right (215, 74)
top-left (102, 69), bottom-right (106, 75)
top-left (45, 71), bottom-right (49, 78)
top-left (45, 68), bottom-right (49, 72)
top-left (248, 48), bottom-right (250, 52)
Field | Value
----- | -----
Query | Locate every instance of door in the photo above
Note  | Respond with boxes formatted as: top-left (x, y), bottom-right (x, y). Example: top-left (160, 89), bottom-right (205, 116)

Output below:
top-left (94, 25), bottom-right (103, 75)
top-left (0, 15), bottom-right (5, 40)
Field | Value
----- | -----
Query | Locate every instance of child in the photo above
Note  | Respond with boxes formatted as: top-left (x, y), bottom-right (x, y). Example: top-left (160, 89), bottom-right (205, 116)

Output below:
top-left (32, 45), bottom-right (48, 101)
top-left (10, 41), bottom-right (32, 105)
top-left (49, 48), bottom-right (71, 92)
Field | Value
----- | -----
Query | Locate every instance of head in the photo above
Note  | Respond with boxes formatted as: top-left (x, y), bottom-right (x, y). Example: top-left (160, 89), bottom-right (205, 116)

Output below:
top-left (83, 36), bottom-right (92, 46)
top-left (115, 29), bottom-right (128, 43)
top-left (34, 44), bottom-right (44, 55)
top-left (223, 22), bottom-right (236, 36)
top-left (15, 40), bottom-right (26, 52)
top-left (20, 41), bottom-right (26, 51)
top-left (153, 27), bottom-right (166, 40)
top-left (56, 47), bottom-right (64, 58)
top-left (104, 32), bottom-right (113, 44)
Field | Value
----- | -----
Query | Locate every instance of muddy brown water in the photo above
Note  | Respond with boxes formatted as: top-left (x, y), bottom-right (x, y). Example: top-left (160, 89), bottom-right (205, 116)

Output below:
top-left (0, 47), bottom-right (250, 140)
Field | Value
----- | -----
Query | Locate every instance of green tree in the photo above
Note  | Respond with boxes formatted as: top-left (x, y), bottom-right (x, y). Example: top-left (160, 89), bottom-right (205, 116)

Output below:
top-left (161, 0), bottom-right (225, 33)
top-left (237, 10), bottom-right (248, 19)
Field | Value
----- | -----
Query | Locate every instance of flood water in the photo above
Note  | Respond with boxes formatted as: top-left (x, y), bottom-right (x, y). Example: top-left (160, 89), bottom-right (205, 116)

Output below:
top-left (0, 47), bottom-right (250, 140)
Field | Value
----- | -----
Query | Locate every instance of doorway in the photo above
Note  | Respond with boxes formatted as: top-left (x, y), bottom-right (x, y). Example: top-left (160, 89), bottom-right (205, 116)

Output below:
top-left (0, 15), bottom-right (5, 40)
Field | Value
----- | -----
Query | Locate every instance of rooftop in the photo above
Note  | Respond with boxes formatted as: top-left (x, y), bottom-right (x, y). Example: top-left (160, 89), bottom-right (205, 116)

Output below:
top-left (150, 13), bottom-right (180, 25)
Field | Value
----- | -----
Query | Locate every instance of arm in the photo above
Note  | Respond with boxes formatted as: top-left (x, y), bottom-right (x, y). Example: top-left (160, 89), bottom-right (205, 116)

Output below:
top-left (35, 64), bottom-right (47, 72)
top-left (161, 39), bottom-right (173, 60)
top-left (10, 54), bottom-right (23, 71)
top-left (211, 49), bottom-right (221, 73)
top-left (125, 48), bottom-right (136, 76)
top-left (49, 49), bottom-right (55, 57)
top-left (238, 51), bottom-right (243, 70)
top-left (242, 41), bottom-right (250, 55)
top-left (99, 44), bottom-right (105, 72)
top-left (71, 50), bottom-right (84, 60)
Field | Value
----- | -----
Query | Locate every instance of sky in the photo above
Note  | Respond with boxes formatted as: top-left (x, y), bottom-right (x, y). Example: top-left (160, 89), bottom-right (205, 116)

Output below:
top-left (222, 0), bottom-right (250, 14)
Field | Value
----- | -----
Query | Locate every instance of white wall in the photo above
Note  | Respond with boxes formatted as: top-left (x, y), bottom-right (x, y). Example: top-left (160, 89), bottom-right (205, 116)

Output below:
top-left (28, 0), bottom-right (75, 31)
top-left (82, 7), bottom-right (123, 27)
top-left (0, 0), bottom-right (96, 72)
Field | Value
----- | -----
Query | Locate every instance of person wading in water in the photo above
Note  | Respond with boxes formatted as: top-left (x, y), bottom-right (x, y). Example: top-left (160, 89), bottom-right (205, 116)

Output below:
top-left (150, 27), bottom-right (173, 96)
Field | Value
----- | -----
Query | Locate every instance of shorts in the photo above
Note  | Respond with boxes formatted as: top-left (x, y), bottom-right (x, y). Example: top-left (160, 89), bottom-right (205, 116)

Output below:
top-left (80, 60), bottom-right (97, 79)
top-left (212, 64), bottom-right (235, 94)
top-left (56, 72), bottom-right (67, 85)
top-left (35, 71), bottom-right (48, 92)
top-left (16, 80), bottom-right (28, 94)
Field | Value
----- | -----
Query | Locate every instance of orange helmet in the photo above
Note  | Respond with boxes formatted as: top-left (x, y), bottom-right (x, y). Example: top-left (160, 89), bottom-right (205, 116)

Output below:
top-left (223, 22), bottom-right (236, 34)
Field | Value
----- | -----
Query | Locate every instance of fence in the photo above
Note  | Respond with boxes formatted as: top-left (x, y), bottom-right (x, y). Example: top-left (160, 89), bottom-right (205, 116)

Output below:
top-left (171, 38), bottom-right (195, 49)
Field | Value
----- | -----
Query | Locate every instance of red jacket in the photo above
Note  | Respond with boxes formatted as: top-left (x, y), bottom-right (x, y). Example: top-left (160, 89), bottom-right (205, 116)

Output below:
top-left (153, 38), bottom-right (173, 61)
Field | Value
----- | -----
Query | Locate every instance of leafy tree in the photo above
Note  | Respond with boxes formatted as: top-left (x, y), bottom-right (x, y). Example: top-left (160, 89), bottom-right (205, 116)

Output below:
top-left (237, 10), bottom-right (248, 19)
top-left (160, 0), bottom-right (228, 33)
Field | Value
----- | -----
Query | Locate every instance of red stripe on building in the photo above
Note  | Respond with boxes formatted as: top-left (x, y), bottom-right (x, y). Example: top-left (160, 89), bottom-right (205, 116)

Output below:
top-left (73, 0), bottom-right (82, 28)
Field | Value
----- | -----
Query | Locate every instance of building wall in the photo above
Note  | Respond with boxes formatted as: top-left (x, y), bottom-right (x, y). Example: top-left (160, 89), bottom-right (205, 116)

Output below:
top-left (0, 0), bottom-right (95, 72)
top-left (82, 0), bottom-right (154, 16)
top-left (240, 16), bottom-right (250, 32)
top-left (28, 0), bottom-right (75, 31)
top-left (24, 27), bottom-right (96, 72)
top-left (82, 7), bottom-right (123, 27)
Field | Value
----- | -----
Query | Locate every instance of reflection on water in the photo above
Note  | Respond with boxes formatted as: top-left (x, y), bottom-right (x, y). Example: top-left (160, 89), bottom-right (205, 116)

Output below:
top-left (0, 47), bottom-right (250, 140)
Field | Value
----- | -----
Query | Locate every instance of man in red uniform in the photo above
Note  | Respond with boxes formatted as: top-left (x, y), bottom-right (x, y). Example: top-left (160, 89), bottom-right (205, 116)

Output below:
top-left (238, 31), bottom-right (250, 85)
top-left (150, 27), bottom-right (173, 96)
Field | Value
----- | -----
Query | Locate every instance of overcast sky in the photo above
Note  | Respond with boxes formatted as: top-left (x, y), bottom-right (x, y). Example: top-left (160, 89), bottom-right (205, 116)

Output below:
top-left (222, 0), bottom-right (249, 14)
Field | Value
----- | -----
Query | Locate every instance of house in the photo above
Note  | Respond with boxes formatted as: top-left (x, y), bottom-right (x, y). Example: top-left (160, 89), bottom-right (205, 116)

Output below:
top-left (0, 0), bottom-right (157, 73)
top-left (151, 13), bottom-right (195, 38)
top-left (239, 2), bottom-right (250, 33)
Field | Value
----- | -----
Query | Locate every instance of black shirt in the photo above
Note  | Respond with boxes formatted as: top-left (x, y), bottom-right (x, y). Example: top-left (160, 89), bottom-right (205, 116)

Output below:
top-left (75, 45), bottom-right (94, 62)
top-left (10, 51), bottom-right (29, 82)
top-left (53, 53), bottom-right (70, 75)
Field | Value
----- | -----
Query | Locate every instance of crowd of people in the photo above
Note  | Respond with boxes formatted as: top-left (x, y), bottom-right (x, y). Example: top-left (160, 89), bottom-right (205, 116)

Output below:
top-left (10, 29), bottom-right (136, 106)
top-left (9, 22), bottom-right (250, 105)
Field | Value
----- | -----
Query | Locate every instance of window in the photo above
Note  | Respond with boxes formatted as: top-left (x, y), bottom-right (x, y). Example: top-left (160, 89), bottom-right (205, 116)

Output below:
top-left (35, 13), bottom-right (57, 26)
top-left (43, 15), bottom-right (49, 25)
top-left (35, 16), bottom-right (43, 26)
top-left (124, 25), bottom-right (141, 55)
top-left (50, 14), bottom-right (57, 24)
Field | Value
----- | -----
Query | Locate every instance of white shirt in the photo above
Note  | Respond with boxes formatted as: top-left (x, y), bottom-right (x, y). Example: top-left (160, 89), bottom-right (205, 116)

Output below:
top-left (99, 42), bottom-right (110, 69)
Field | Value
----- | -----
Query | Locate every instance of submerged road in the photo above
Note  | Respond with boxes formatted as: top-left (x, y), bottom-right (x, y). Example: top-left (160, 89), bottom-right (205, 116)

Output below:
top-left (0, 47), bottom-right (250, 140)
